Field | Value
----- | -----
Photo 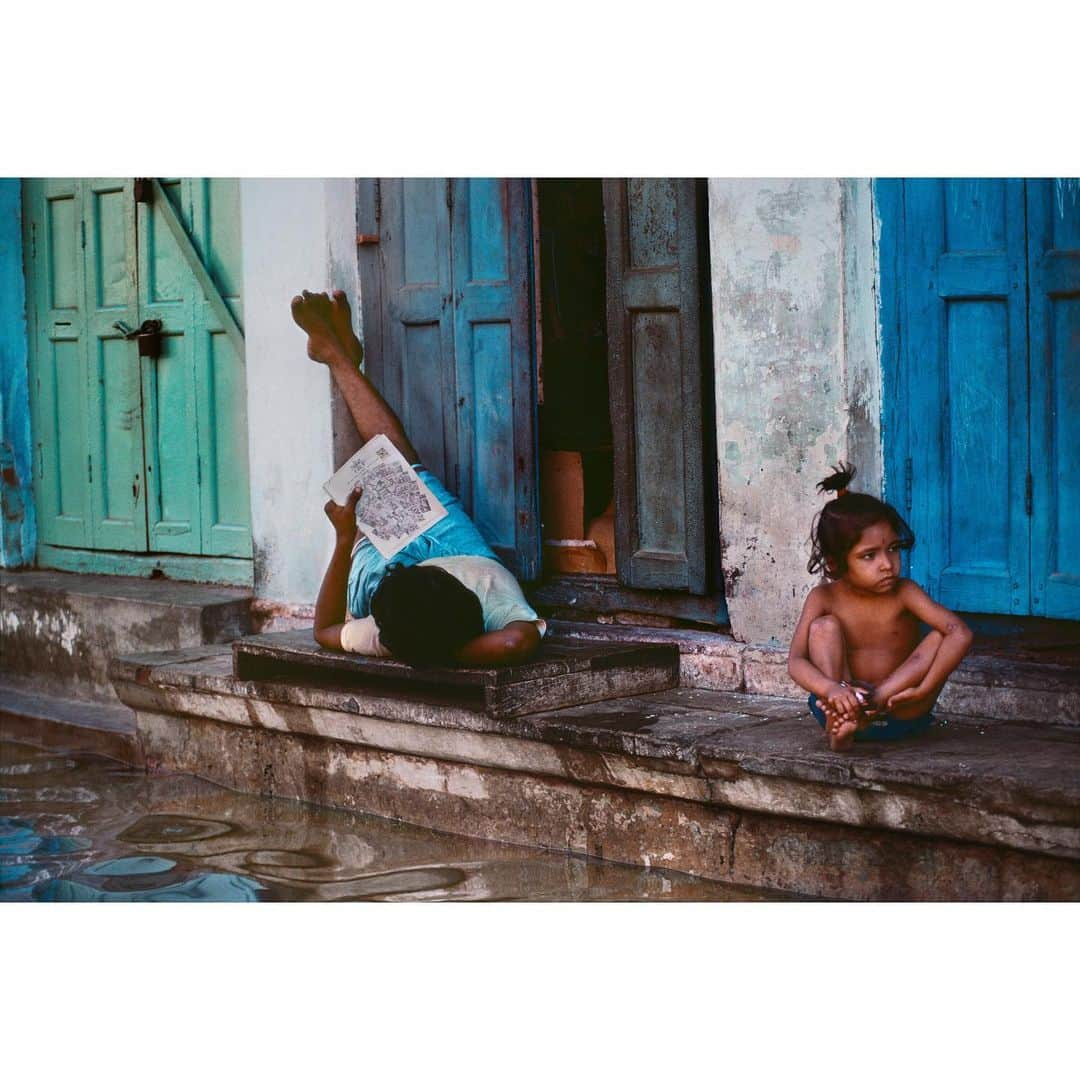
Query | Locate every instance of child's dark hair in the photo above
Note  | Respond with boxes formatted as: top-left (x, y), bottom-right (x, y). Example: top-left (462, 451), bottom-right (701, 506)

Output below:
top-left (370, 564), bottom-right (484, 666)
top-left (808, 463), bottom-right (914, 579)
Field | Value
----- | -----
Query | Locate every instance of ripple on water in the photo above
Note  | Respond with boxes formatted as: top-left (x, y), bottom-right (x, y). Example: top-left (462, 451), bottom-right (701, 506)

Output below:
top-left (87, 856), bottom-right (176, 876)
top-left (32, 872), bottom-right (265, 903)
top-left (117, 815), bottom-right (237, 845)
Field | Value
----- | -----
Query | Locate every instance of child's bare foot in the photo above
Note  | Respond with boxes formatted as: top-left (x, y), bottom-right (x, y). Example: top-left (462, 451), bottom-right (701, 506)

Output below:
top-left (290, 290), bottom-right (352, 366)
top-left (827, 712), bottom-right (858, 751)
top-left (329, 289), bottom-right (364, 365)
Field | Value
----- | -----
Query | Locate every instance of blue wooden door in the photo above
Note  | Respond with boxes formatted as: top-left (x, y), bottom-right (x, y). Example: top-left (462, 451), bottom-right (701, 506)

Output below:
top-left (1028, 179), bottom-right (1080, 619)
top-left (879, 178), bottom-right (1079, 618)
top-left (358, 178), bottom-right (539, 579)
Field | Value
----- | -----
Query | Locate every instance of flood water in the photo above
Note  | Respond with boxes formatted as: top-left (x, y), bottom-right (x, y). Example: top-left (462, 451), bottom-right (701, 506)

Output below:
top-left (0, 739), bottom-right (785, 901)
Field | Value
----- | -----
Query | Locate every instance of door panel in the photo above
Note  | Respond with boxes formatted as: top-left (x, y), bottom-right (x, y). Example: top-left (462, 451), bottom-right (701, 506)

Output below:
top-left (84, 178), bottom-right (146, 551)
top-left (190, 179), bottom-right (251, 558)
top-left (139, 179), bottom-right (201, 553)
top-left (374, 178), bottom-right (457, 485)
top-left (902, 178), bottom-right (1029, 614)
top-left (1029, 179), bottom-right (1080, 619)
top-left (359, 178), bottom-right (540, 580)
top-left (25, 180), bottom-right (91, 547)
top-left (450, 178), bottom-right (538, 578)
top-left (604, 178), bottom-right (706, 594)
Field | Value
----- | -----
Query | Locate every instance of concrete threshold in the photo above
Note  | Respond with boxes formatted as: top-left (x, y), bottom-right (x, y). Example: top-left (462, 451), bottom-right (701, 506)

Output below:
top-left (107, 640), bottom-right (1080, 900)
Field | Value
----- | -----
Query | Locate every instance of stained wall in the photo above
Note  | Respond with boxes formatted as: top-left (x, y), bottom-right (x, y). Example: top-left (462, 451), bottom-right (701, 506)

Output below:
top-left (708, 179), bottom-right (881, 645)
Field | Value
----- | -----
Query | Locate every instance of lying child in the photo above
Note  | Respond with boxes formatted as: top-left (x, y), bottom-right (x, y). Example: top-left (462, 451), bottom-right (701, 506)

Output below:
top-left (294, 289), bottom-right (545, 668)
top-left (787, 464), bottom-right (974, 751)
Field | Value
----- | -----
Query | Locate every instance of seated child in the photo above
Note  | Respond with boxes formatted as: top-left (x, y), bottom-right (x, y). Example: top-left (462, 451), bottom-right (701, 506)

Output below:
top-left (787, 464), bottom-right (974, 751)
top-left (294, 289), bottom-right (545, 668)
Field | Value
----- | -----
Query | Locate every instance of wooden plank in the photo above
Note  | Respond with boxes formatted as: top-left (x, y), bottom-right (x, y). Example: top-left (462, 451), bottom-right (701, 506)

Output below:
top-left (231, 629), bottom-right (679, 718)
top-left (149, 178), bottom-right (244, 356)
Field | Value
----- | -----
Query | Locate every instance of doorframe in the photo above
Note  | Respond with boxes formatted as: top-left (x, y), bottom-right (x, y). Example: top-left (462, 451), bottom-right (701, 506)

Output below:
top-left (528, 177), bottom-right (729, 627)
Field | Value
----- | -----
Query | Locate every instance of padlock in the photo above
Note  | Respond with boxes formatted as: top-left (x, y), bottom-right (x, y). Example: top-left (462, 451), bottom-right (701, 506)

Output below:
top-left (135, 319), bottom-right (163, 359)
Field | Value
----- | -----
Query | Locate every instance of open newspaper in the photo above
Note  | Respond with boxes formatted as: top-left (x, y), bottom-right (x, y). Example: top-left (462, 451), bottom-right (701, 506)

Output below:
top-left (323, 434), bottom-right (447, 560)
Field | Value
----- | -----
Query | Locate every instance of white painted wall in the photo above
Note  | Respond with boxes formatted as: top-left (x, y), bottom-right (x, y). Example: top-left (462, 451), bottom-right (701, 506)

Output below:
top-left (708, 179), bottom-right (880, 646)
top-left (240, 179), bottom-right (360, 609)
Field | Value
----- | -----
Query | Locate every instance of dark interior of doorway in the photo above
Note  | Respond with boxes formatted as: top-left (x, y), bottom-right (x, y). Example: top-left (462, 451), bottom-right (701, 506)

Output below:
top-left (535, 179), bottom-right (616, 576)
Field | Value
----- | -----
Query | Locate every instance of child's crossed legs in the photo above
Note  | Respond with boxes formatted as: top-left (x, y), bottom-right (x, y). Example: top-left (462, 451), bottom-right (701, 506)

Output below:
top-left (807, 615), bottom-right (944, 749)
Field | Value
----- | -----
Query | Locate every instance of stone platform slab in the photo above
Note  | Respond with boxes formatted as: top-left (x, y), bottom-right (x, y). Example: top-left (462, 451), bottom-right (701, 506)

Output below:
top-left (109, 643), bottom-right (1080, 900)
top-left (0, 569), bottom-right (252, 703)
top-left (230, 630), bottom-right (680, 718)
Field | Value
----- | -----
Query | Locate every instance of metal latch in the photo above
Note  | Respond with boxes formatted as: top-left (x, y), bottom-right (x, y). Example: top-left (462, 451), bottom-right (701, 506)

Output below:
top-left (113, 319), bottom-right (164, 360)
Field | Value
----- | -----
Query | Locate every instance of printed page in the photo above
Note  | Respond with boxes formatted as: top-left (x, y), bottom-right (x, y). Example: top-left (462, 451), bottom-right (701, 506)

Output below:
top-left (324, 434), bottom-right (447, 560)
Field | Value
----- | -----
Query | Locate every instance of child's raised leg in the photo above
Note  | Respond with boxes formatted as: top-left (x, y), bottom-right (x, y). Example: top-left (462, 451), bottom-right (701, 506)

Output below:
top-left (873, 631), bottom-right (945, 719)
top-left (807, 615), bottom-right (859, 750)
top-left (290, 289), bottom-right (418, 463)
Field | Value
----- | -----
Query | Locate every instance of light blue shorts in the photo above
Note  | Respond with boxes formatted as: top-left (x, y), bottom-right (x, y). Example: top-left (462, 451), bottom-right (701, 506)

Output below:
top-left (346, 466), bottom-right (499, 619)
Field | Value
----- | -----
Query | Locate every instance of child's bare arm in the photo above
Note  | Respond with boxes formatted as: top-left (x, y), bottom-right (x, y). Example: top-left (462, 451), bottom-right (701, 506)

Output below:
top-left (787, 588), bottom-right (861, 719)
top-left (885, 582), bottom-right (974, 710)
top-left (453, 621), bottom-right (542, 668)
top-left (313, 489), bottom-right (361, 651)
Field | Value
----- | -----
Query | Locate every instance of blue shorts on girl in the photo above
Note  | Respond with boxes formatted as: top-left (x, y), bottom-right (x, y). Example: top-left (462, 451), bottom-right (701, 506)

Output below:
top-left (808, 694), bottom-right (935, 741)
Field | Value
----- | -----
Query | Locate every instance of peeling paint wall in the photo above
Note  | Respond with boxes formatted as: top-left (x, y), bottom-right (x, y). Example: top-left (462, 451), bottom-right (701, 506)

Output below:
top-left (0, 179), bottom-right (35, 567)
top-left (240, 180), bottom-right (360, 608)
top-left (708, 179), bottom-right (880, 645)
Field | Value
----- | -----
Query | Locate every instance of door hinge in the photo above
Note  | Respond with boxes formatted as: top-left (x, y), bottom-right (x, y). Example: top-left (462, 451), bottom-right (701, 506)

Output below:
top-left (904, 457), bottom-right (913, 512)
top-left (1025, 473), bottom-right (1033, 516)
top-left (87, 454), bottom-right (92, 484)
top-left (80, 219), bottom-right (86, 250)
top-left (445, 179), bottom-right (454, 212)
top-left (30, 223), bottom-right (36, 262)
top-left (196, 456), bottom-right (202, 487)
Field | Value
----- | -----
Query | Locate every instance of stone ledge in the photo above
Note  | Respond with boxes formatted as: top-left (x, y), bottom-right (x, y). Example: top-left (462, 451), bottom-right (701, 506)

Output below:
top-left (548, 620), bottom-right (1080, 725)
top-left (108, 647), bottom-right (1080, 876)
top-left (0, 569), bottom-right (252, 704)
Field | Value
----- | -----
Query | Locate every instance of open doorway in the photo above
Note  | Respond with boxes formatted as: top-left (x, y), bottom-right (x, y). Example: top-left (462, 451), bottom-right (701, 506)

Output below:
top-left (535, 179), bottom-right (616, 576)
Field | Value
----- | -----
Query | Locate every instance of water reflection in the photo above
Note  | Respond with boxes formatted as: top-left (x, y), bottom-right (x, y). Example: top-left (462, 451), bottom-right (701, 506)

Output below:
top-left (0, 739), bottom-right (789, 902)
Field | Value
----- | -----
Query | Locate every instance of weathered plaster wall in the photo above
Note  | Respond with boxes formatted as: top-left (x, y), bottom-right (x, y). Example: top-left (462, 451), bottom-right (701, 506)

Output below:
top-left (708, 179), bottom-right (880, 645)
top-left (0, 179), bottom-right (35, 567)
top-left (240, 179), bottom-right (359, 610)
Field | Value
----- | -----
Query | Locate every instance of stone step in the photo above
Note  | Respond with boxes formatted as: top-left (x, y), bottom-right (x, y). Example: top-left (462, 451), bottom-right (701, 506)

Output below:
top-left (547, 620), bottom-right (1080, 727)
top-left (230, 629), bottom-right (680, 718)
top-left (0, 569), bottom-right (252, 705)
top-left (0, 675), bottom-right (138, 763)
top-left (107, 645), bottom-right (1080, 899)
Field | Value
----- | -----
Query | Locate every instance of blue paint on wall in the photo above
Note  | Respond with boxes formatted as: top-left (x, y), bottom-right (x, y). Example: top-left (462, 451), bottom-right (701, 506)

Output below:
top-left (0, 178), bottom-right (35, 566)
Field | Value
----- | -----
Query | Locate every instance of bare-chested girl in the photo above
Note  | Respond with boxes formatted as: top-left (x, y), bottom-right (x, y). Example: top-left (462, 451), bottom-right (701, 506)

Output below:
top-left (787, 464), bottom-right (974, 751)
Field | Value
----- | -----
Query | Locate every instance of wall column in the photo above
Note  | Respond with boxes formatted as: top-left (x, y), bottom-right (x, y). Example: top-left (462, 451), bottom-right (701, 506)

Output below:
top-left (708, 179), bottom-right (880, 645)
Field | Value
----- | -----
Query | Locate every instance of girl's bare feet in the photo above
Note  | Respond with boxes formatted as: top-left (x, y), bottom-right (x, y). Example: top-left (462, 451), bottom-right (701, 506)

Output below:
top-left (290, 290), bottom-right (352, 366)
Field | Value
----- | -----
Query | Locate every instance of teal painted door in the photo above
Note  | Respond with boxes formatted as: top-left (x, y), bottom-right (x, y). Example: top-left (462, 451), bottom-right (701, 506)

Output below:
top-left (359, 178), bottom-right (539, 579)
top-left (879, 178), bottom-right (1080, 619)
top-left (22, 178), bottom-right (251, 567)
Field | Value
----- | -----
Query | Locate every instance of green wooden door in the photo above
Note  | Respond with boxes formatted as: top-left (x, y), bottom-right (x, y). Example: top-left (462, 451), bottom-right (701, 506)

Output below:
top-left (22, 178), bottom-right (252, 575)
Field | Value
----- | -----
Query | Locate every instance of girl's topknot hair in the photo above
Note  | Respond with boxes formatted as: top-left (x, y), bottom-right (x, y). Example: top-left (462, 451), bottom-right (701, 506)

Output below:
top-left (816, 461), bottom-right (857, 497)
top-left (807, 462), bottom-right (914, 578)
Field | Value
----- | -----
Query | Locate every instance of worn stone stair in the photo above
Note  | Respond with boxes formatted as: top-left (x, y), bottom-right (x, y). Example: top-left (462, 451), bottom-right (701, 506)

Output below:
top-left (0, 569), bottom-right (252, 704)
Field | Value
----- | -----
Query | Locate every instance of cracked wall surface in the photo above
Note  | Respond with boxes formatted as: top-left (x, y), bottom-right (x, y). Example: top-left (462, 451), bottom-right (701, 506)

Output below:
top-left (708, 179), bottom-right (881, 645)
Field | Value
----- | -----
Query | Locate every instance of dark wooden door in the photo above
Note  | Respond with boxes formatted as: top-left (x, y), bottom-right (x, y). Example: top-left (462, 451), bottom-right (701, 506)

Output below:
top-left (603, 179), bottom-right (708, 594)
